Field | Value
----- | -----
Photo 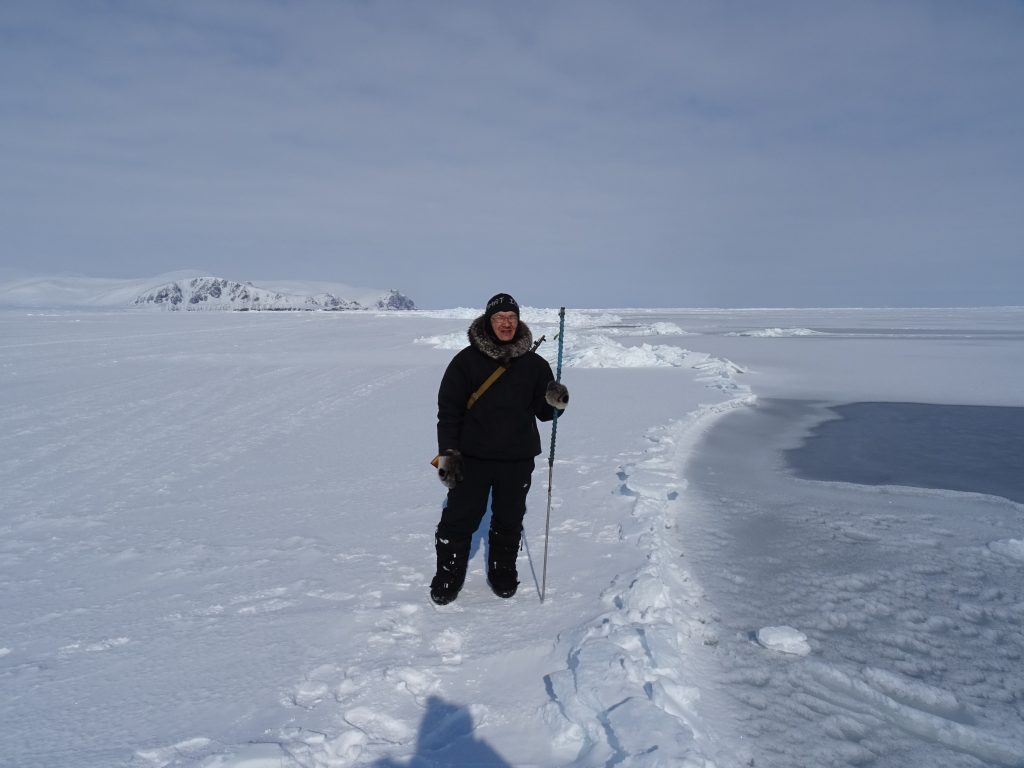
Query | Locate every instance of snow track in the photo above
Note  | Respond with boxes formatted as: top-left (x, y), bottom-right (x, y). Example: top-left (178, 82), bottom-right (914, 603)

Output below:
top-left (127, 313), bottom-right (752, 767)
top-left (542, 403), bottom-right (751, 768)
top-left (193, 322), bottom-right (754, 768)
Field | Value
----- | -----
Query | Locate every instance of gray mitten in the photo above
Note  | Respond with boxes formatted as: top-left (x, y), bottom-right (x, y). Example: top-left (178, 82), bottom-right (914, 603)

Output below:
top-left (545, 381), bottom-right (569, 410)
top-left (437, 449), bottom-right (464, 489)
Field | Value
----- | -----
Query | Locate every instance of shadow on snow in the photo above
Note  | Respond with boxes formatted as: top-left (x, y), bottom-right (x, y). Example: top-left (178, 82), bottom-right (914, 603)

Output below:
top-left (373, 695), bottom-right (513, 768)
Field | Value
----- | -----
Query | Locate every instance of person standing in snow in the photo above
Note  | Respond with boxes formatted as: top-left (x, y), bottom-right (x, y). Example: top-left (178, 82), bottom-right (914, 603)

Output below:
top-left (430, 293), bottom-right (569, 605)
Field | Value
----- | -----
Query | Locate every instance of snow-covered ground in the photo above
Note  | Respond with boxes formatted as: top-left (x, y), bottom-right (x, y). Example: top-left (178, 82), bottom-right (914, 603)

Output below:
top-left (2, 306), bottom-right (1022, 768)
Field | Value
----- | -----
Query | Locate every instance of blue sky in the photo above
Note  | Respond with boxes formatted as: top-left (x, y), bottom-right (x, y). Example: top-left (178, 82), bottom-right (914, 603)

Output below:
top-left (2, 1), bottom-right (1022, 308)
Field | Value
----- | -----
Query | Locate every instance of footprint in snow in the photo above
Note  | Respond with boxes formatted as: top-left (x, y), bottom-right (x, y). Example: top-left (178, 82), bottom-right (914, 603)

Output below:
top-left (59, 637), bottom-right (130, 656)
top-left (431, 628), bottom-right (464, 665)
top-left (394, 565), bottom-right (428, 589)
top-left (371, 603), bottom-right (422, 644)
top-left (385, 666), bottom-right (441, 705)
top-left (344, 706), bottom-right (416, 745)
top-left (229, 586), bottom-right (298, 615)
top-left (286, 664), bottom-right (363, 710)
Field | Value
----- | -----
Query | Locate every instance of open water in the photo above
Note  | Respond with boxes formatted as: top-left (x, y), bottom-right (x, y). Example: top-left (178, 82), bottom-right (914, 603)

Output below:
top-left (785, 402), bottom-right (1024, 505)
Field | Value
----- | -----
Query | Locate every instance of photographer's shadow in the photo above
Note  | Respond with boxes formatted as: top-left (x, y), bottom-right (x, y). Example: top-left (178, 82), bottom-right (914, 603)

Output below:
top-left (373, 695), bottom-right (512, 767)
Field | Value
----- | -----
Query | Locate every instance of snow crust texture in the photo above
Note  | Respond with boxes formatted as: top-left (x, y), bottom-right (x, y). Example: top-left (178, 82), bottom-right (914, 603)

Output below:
top-left (2, 306), bottom-right (1023, 768)
top-left (684, 397), bottom-right (1024, 768)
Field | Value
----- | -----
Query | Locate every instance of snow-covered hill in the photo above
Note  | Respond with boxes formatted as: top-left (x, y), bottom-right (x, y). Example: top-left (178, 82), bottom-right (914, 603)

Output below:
top-left (130, 276), bottom-right (415, 312)
top-left (0, 272), bottom-right (416, 311)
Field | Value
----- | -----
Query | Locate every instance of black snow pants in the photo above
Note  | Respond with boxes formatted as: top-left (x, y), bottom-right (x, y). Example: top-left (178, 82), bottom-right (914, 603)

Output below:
top-left (436, 456), bottom-right (535, 541)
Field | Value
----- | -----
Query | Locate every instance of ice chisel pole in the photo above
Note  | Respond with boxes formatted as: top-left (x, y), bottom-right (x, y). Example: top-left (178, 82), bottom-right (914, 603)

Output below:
top-left (541, 307), bottom-right (566, 603)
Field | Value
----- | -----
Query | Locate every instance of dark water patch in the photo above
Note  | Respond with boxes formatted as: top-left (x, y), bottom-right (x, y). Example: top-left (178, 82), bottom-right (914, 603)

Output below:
top-left (786, 402), bottom-right (1024, 504)
top-left (810, 329), bottom-right (1024, 339)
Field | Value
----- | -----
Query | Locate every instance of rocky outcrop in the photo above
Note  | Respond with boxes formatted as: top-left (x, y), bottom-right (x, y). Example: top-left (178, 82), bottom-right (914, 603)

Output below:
top-left (132, 277), bottom-right (415, 312)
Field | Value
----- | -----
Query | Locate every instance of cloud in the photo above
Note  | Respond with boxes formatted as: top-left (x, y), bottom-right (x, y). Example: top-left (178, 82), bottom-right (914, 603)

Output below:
top-left (2, 1), bottom-right (1023, 307)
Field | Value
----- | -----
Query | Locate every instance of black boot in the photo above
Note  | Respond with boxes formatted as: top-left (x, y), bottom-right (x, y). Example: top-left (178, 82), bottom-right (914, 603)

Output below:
top-left (487, 527), bottom-right (521, 599)
top-left (430, 534), bottom-right (471, 606)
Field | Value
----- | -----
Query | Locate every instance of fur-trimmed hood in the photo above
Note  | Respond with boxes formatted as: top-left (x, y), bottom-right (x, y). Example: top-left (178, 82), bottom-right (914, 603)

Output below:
top-left (468, 315), bottom-right (534, 364)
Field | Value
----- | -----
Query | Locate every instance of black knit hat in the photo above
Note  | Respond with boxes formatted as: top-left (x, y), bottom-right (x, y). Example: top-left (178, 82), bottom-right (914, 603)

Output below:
top-left (484, 293), bottom-right (520, 320)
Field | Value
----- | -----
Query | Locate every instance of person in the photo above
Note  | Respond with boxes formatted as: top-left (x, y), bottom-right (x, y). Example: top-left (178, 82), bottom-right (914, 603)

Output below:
top-left (430, 293), bottom-right (569, 605)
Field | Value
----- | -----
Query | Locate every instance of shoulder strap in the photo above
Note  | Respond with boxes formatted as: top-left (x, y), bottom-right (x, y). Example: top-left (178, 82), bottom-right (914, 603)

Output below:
top-left (429, 363), bottom-right (506, 469)
top-left (430, 335), bottom-right (548, 468)
top-left (462, 333), bottom-right (544, 411)
top-left (465, 334), bottom-right (546, 410)
top-left (466, 365), bottom-right (506, 410)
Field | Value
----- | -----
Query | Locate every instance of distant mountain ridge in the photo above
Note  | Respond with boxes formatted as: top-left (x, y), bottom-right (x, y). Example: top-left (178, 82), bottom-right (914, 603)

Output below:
top-left (0, 272), bottom-right (416, 311)
top-left (132, 276), bottom-right (415, 312)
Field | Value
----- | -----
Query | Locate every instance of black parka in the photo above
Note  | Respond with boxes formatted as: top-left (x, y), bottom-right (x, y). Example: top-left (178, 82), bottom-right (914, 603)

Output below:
top-left (437, 317), bottom-right (558, 461)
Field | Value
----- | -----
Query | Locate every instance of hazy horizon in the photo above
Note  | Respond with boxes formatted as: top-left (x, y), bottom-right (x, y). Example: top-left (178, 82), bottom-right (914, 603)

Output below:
top-left (2, 268), bottom-right (1024, 310)
top-left (3, 1), bottom-right (1022, 309)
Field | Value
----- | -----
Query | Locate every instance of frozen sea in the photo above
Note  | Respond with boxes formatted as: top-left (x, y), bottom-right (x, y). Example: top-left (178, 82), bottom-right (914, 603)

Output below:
top-left (1, 305), bottom-right (1023, 767)
top-left (685, 399), bottom-right (1024, 767)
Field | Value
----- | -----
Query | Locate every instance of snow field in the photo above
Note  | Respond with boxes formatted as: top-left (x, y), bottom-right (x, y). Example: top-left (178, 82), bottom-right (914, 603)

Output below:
top-left (1, 310), bottom-right (748, 767)
top-left (3, 307), bottom-right (1023, 767)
